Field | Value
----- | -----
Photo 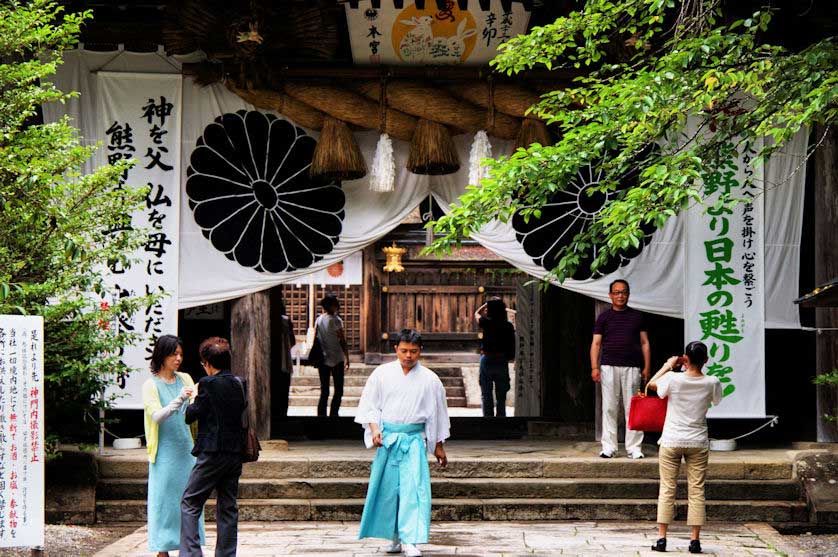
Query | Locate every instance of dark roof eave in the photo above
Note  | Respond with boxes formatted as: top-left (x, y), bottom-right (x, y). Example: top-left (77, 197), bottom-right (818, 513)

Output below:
top-left (793, 277), bottom-right (838, 308)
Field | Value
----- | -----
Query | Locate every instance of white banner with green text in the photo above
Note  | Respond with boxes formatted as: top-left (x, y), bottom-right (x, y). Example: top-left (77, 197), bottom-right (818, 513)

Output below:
top-left (685, 140), bottom-right (765, 418)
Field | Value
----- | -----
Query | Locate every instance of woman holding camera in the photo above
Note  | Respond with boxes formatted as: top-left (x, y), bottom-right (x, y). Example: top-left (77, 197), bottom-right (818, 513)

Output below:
top-left (647, 341), bottom-right (722, 554)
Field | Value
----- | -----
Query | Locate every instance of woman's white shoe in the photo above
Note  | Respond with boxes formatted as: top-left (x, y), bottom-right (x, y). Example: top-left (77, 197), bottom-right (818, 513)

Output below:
top-left (402, 543), bottom-right (422, 557)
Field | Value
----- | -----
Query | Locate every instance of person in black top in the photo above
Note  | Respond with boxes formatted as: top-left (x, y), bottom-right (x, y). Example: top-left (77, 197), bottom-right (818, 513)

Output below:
top-left (590, 279), bottom-right (651, 459)
top-left (179, 337), bottom-right (246, 557)
top-left (474, 297), bottom-right (517, 417)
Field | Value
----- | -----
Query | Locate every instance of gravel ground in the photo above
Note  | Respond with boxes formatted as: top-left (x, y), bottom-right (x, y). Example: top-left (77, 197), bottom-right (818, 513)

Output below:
top-left (0, 524), bottom-right (139, 557)
top-left (0, 524), bottom-right (835, 556)
top-left (784, 532), bottom-right (838, 556)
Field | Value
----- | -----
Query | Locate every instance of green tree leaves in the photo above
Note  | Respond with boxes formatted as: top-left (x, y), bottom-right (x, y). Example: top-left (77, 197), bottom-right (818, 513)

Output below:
top-left (1, 1), bottom-right (150, 440)
top-left (427, 1), bottom-right (837, 282)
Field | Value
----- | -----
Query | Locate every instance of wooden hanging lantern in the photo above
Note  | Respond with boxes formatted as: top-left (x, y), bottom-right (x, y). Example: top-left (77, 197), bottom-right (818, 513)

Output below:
top-left (514, 117), bottom-right (554, 151)
top-left (310, 116), bottom-right (367, 181)
top-left (382, 242), bottom-right (406, 273)
top-left (407, 119), bottom-right (460, 175)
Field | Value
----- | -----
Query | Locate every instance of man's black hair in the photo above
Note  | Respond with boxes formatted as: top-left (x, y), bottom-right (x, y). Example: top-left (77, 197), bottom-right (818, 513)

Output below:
top-left (609, 279), bottom-right (630, 293)
top-left (320, 293), bottom-right (340, 312)
top-left (395, 328), bottom-right (423, 347)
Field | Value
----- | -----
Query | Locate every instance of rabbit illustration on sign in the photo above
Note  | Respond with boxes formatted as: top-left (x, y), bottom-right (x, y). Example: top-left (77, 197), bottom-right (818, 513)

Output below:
top-left (435, 19), bottom-right (477, 62)
top-left (398, 16), bottom-right (477, 63)
top-left (399, 16), bottom-right (434, 62)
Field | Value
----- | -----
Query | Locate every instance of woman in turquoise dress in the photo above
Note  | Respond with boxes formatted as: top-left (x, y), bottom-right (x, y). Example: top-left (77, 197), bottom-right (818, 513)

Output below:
top-left (142, 335), bottom-right (205, 556)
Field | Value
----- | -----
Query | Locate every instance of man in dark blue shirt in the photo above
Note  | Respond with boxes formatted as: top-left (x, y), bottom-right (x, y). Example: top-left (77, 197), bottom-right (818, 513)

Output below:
top-left (180, 337), bottom-right (246, 557)
top-left (590, 279), bottom-right (651, 459)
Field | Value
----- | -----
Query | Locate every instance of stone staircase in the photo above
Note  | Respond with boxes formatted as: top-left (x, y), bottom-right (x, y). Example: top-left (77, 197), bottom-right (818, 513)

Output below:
top-left (95, 443), bottom-right (809, 525)
top-left (288, 364), bottom-right (468, 408)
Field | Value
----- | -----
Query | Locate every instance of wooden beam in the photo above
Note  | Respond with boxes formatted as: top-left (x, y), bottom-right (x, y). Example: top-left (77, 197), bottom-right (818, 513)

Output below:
top-left (230, 291), bottom-right (272, 440)
top-left (383, 285), bottom-right (487, 294)
top-left (181, 63), bottom-right (580, 83)
top-left (814, 124), bottom-right (838, 442)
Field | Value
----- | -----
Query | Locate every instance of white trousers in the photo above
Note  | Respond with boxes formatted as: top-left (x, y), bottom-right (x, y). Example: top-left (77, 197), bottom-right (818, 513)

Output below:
top-left (600, 364), bottom-right (644, 454)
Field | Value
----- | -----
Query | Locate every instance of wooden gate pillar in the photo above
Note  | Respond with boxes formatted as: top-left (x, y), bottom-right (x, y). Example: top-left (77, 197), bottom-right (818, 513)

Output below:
top-left (362, 245), bottom-right (383, 363)
top-left (593, 299), bottom-right (610, 442)
top-left (231, 290), bottom-right (271, 440)
top-left (815, 124), bottom-right (838, 442)
top-left (514, 277), bottom-right (542, 415)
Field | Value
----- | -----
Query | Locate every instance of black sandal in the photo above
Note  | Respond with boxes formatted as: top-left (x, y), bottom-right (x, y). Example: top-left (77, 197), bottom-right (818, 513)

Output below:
top-left (689, 540), bottom-right (702, 554)
top-left (651, 538), bottom-right (667, 552)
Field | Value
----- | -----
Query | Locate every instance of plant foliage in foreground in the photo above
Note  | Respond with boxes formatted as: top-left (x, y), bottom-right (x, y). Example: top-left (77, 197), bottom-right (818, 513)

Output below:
top-left (427, 0), bottom-right (838, 280)
top-left (0, 1), bottom-right (150, 440)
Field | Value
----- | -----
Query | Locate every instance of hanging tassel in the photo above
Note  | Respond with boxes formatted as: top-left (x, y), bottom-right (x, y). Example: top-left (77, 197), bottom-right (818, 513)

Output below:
top-left (468, 129), bottom-right (493, 186)
top-left (369, 133), bottom-right (395, 192)
top-left (369, 78), bottom-right (395, 192)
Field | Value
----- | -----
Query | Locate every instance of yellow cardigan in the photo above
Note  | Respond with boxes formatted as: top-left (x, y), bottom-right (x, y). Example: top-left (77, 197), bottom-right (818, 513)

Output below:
top-left (142, 371), bottom-right (197, 464)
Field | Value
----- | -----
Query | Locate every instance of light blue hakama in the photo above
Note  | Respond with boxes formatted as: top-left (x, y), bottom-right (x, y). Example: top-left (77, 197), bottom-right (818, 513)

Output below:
top-left (147, 375), bottom-right (205, 552)
top-left (358, 422), bottom-right (431, 544)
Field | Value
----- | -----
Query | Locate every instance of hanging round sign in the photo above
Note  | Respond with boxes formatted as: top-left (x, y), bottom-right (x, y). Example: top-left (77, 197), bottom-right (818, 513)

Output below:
top-left (186, 110), bottom-right (345, 273)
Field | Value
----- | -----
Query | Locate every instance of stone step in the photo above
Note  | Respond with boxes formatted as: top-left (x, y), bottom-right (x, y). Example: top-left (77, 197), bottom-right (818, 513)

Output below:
top-left (289, 385), bottom-right (467, 398)
top-left (95, 497), bottom-right (808, 523)
top-left (287, 396), bottom-right (469, 408)
top-left (297, 366), bottom-right (466, 378)
top-left (97, 477), bottom-right (802, 502)
top-left (98, 456), bottom-right (794, 481)
top-left (291, 375), bottom-right (465, 387)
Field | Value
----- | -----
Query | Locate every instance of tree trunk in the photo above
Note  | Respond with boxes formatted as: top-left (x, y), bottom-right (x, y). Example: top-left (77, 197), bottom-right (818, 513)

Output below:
top-left (814, 124), bottom-right (838, 442)
top-left (230, 290), bottom-right (271, 440)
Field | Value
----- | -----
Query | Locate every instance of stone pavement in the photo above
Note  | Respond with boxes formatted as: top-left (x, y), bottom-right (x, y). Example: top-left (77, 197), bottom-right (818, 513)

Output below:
top-left (92, 521), bottom-right (805, 556)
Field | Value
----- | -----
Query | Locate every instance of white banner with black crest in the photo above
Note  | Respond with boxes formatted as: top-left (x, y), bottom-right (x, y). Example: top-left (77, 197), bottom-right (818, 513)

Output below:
top-left (98, 72), bottom-right (182, 409)
top-left (178, 79), bottom-right (428, 307)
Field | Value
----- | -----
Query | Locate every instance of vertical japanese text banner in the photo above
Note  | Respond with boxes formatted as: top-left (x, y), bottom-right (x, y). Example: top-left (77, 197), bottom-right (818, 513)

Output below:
top-left (0, 315), bottom-right (44, 548)
top-left (98, 73), bottom-right (182, 409)
top-left (685, 141), bottom-right (766, 418)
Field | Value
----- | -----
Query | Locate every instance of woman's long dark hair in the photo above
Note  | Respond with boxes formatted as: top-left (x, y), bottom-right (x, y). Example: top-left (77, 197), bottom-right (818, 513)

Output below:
top-left (149, 334), bottom-right (183, 374)
top-left (486, 297), bottom-right (508, 322)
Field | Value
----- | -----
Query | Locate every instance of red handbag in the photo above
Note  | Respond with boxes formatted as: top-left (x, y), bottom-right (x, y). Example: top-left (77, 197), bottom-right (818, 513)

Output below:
top-left (628, 382), bottom-right (668, 432)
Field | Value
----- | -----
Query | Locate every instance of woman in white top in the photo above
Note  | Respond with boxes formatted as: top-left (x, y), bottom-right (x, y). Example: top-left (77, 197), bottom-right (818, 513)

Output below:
top-left (647, 341), bottom-right (722, 554)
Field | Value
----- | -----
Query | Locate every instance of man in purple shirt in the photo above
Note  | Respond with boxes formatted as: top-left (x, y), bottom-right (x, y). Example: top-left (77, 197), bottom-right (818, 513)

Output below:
top-left (590, 279), bottom-right (651, 458)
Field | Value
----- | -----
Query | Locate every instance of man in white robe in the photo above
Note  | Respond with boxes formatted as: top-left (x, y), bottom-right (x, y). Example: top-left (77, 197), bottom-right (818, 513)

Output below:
top-left (356, 329), bottom-right (450, 557)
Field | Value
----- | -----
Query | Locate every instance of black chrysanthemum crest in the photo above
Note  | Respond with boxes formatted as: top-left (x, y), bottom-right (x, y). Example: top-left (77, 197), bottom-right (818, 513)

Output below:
top-left (186, 110), bottom-right (346, 273)
top-left (512, 154), bottom-right (656, 280)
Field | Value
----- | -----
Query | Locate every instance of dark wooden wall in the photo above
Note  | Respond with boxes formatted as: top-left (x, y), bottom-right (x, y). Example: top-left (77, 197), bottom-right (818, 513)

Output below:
top-left (275, 285), bottom-right (363, 352)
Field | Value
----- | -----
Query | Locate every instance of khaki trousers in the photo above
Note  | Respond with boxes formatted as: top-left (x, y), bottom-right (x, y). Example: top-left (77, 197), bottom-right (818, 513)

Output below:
top-left (656, 446), bottom-right (709, 526)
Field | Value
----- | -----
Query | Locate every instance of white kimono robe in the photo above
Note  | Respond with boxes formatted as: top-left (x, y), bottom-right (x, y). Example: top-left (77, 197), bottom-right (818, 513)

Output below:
top-left (355, 360), bottom-right (451, 544)
top-left (354, 360), bottom-right (451, 451)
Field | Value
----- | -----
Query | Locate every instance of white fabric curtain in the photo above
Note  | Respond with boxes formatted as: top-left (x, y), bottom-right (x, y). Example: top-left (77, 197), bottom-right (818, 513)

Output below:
top-left (45, 49), bottom-right (807, 328)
